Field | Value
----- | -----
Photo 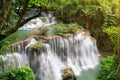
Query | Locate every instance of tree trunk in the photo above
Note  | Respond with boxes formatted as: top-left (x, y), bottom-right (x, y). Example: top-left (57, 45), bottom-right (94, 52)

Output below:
top-left (117, 0), bottom-right (120, 61)
top-left (115, 0), bottom-right (120, 74)
top-left (0, 0), bottom-right (12, 31)
top-left (117, 36), bottom-right (120, 61)
top-left (0, 0), bottom-right (29, 40)
top-left (5, 0), bottom-right (30, 34)
top-left (116, 35), bottom-right (120, 74)
top-left (0, 0), bottom-right (43, 41)
top-left (0, 0), bottom-right (50, 41)
top-left (118, 0), bottom-right (120, 24)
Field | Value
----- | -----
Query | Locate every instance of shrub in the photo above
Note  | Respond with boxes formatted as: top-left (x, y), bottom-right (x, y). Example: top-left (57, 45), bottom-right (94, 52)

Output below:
top-left (0, 40), bottom-right (13, 55)
top-left (55, 23), bottom-right (69, 36)
top-left (67, 23), bottom-right (82, 33)
top-left (0, 30), bottom-right (31, 55)
top-left (54, 23), bottom-right (82, 36)
top-left (97, 55), bottom-right (120, 80)
top-left (102, 26), bottom-right (120, 52)
top-left (0, 66), bottom-right (34, 80)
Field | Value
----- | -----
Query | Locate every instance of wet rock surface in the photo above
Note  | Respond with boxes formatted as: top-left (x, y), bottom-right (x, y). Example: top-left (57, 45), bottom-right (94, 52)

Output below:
top-left (61, 67), bottom-right (77, 80)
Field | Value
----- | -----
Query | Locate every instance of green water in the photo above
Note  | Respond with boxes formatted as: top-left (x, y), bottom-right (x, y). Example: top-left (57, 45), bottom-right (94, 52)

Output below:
top-left (47, 25), bottom-right (56, 35)
top-left (14, 30), bottom-right (31, 39)
top-left (77, 66), bottom-right (99, 80)
top-left (6, 30), bottom-right (31, 42)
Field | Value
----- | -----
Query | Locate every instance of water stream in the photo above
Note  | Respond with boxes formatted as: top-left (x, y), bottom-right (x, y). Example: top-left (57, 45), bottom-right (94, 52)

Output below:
top-left (0, 30), bottom-right (100, 80)
top-left (0, 15), bottom-right (100, 80)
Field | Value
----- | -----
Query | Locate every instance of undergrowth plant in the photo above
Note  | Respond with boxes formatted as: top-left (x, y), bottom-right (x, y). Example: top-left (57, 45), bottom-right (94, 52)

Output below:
top-left (97, 55), bottom-right (120, 80)
top-left (54, 23), bottom-right (82, 36)
top-left (102, 26), bottom-right (120, 52)
top-left (0, 66), bottom-right (34, 80)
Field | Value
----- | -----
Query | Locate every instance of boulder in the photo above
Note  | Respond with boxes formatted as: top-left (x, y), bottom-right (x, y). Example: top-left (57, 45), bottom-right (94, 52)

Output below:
top-left (61, 67), bottom-right (77, 80)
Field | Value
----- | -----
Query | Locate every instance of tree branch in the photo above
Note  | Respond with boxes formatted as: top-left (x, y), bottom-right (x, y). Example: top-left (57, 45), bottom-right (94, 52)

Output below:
top-left (0, 0), bottom-right (49, 41)
top-left (0, 0), bottom-right (12, 31)
top-left (5, 0), bottom-right (30, 35)
top-left (0, 0), bottom-right (30, 41)
top-left (0, 9), bottom-right (41, 41)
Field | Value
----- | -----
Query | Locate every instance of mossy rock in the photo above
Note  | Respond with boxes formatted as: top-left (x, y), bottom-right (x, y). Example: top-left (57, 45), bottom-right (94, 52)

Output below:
top-left (61, 67), bottom-right (77, 80)
top-left (29, 40), bottom-right (42, 49)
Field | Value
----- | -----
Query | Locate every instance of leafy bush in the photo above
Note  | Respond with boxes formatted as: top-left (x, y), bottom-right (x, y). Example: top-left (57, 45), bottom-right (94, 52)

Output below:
top-left (104, 16), bottom-right (118, 27)
top-left (0, 66), bottom-right (34, 80)
top-left (55, 23), bottom-right (69, 36)
top-left (0, 41), bottom-right (13, 55)
top-left (0, 30), bottom-right (31, 55)
top-left (97, 55), bottom-right (120, 80)
top-left (67, 23), bottom-right (82, 33)
top-left (54, 23), bottom-right (82, 36)
top-left (102, 26), bottom-right (120, 52)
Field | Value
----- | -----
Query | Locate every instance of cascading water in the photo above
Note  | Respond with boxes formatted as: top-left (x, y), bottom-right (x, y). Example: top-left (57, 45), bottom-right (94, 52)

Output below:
top-left (0, 52), bottom-right (28, 71)
top-left (19, 13), bottom-right (56, 30)
top-left (0, 29), bottom-right (100, 80)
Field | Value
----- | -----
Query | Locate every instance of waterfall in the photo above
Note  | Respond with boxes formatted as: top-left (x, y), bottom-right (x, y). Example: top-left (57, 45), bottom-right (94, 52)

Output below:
top-left (0, 29), bottom-right (100, 80)
top-left (19, 13), bottom-right (56, 30)
top-left (0, 52), bottom-right (28, 71)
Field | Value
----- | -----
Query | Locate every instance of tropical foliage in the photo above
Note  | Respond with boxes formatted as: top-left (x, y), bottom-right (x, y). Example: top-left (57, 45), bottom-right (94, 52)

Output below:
top-left (54, 23), bottom-right (82, 36)
top-left (97, 55), bottom-right (120, 80)
top-left (0, 66), bottom-right (35, 80)
top-left (102, 27), bottom-right (120, 52)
